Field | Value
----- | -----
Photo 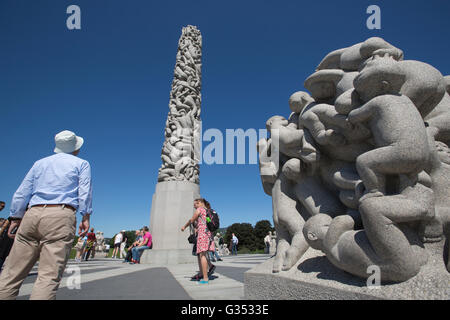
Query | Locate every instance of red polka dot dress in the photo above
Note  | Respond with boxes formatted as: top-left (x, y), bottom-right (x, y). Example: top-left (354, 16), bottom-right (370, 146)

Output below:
top-left (196, 207), bottom-right (215, 254)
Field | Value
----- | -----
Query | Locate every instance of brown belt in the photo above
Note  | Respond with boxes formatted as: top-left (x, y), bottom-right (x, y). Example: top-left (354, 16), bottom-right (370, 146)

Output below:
top-left (32, 204), bottom-right (76, 211)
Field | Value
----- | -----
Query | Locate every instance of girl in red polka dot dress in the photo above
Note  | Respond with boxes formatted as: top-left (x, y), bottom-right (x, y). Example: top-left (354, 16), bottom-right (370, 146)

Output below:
top-left (181, 198), bottom-right (215, 284)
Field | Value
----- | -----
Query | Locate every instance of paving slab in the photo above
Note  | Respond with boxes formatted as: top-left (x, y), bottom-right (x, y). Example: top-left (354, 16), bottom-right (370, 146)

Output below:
top-left (13, 254), bottom-right (270, 300)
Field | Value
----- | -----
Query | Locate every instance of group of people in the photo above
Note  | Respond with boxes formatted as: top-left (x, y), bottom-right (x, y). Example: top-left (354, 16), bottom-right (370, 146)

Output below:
top-left (73, 227), bottom-right (153, 265)
top-left (115, 227), bottom-right (152, 264)
top-left (0, 129), bottom-right (237, 299)
top-left (74, 228), bottom-right (97, 262)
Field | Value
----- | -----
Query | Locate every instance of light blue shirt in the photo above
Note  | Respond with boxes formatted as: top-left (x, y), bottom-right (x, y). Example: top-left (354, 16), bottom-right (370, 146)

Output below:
top-left (10, 153), bottom-right (93, 218)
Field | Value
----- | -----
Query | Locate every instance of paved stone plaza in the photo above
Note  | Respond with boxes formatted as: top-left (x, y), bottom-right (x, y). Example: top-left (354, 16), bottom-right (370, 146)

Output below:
top-left (15, 254), bottom-right (270, 300)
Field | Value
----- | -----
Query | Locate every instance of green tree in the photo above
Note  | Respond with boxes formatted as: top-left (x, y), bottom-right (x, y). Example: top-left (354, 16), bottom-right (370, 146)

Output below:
top-left (109, 235), bottom-right (116, 247)
top-left (123, 230), bottom-right (136, 247)
top-left (72, 235), bottom-right (79, 247)
top-left (254, 220), bottom-right (274, 250)
top-left (224, 223), bottom-right (257, 252)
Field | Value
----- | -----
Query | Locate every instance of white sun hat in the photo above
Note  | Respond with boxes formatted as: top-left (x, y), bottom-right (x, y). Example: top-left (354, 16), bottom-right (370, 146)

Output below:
top-left (54, 130), bottom-right (84, 154)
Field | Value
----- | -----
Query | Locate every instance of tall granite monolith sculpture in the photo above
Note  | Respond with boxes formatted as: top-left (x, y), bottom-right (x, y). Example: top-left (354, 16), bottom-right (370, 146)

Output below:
top-left (141, 25), bottom-right (202, 265)
top-left (246, 37), bottom-right (450, 299)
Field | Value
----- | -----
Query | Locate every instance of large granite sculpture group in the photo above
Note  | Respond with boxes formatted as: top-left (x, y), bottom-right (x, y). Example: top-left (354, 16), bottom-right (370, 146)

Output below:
top-left (94, 231), bottom-right (106, 253)
top-left (258, 37), bottom-right (450, 284)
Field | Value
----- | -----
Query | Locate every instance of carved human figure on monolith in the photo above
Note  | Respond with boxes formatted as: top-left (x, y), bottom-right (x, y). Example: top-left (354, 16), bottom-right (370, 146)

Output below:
top-left (158, 25), bottom-right (202, 184)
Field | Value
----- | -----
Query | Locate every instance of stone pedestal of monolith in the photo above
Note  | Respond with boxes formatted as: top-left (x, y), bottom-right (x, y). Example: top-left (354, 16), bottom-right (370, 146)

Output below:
top-left (140, 181), bottom-right (199, 265)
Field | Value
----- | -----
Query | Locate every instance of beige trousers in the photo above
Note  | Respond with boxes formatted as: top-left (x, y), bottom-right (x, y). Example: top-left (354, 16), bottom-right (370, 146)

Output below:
top-left (0, 205), bottom-right (76, 300)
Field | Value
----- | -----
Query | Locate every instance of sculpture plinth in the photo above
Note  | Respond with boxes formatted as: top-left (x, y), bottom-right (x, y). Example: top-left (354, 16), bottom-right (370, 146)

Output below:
top-left (142, 25), bottom-right (202, 265)
top-left (245, 241), bottom-right (449, 300)
top-left (141, 181), bottom-right (199, 265)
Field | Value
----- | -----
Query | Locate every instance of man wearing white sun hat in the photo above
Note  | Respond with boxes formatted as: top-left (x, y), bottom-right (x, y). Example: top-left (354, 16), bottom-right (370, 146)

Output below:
top-left (0, 130), bottom-right (93, 300)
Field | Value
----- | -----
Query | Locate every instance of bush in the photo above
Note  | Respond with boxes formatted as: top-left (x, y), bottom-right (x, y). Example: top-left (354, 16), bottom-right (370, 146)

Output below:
top-left (220, 220), bottom-right (274, 253)
top-left (237, 246), bottom-right (251, 254)
top-left (254, 249), bottom-right (265, 254)
top-left (72, 236), bottom-right (79, 247)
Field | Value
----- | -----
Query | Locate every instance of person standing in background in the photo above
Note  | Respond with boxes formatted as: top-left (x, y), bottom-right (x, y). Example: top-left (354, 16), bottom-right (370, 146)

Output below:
top-left (104, 244), bottom-right (110, 258)
top-left (0, 130), bottom-right (93, 300)
top-left (218, 233), bottom-right (225, 253)
top-left (120, 230), bottom-right (127, 259)
top-left (0, 202), bottom-right (15, 271)
top-left (210, 233), bottom-right (223, 262)
top-left (264, 232), bottom-right (271, 254)
top-left (74, 236), bottom-right (86, 262)
top-left (112, 231), bottom-right (123, 258)
top-left (231, 233), bottom-right (238, 255)
top-left (84, 228), bottom-right (97, 261)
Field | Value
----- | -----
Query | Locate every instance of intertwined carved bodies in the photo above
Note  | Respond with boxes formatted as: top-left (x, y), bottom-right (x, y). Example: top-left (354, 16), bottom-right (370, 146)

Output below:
top-left (158, 26), bottom-right (202, 184)
top-left (259, 37), bottom-right (450, 281)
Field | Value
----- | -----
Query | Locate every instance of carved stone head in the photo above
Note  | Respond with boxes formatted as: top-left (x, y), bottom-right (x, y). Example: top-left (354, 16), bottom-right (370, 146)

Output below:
top-left (266, 115), bottom-right (288, 131)
top-left (303, 214), bottom-right (332, 251)
top-left (354, 56), bottom-right (405, 102)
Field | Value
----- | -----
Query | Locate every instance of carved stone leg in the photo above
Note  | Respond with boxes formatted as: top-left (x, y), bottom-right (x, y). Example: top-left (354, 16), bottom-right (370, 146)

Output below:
top-left (272, 226), bottom-right (290, 273)
top-left (356, 148), bottom-right (391, 195)
top-left (360, 194), bottom-right (429, 282)
top-left (282, 218), bottom-right (309, 271)
top-left (271, 174), bottom-right (305, 272)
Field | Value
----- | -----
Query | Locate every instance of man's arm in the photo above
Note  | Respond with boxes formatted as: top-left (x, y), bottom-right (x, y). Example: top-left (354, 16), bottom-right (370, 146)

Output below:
top-left (78, 161), bottom-right (93, 216)
top-left (78, 161), bottom-right (92, 237)
top-left (10, 164), bottom-right (36, 219)
top-left (78, 214), bottom-right (90, 238)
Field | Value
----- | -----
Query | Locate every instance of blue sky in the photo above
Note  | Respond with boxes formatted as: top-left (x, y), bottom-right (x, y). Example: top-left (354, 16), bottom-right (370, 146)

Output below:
top-left (1, 0), bottom-right (449, 238)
